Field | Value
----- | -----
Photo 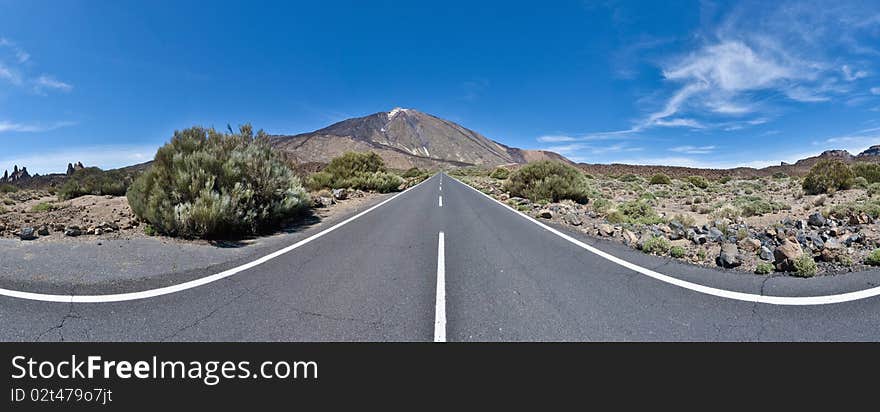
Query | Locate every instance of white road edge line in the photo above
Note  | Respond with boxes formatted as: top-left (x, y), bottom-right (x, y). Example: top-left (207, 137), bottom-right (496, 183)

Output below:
top-left (449, 174), bottom-right (880, 306)
top-left (434, 232), bottom-right (447, 343)
top-left (0, 174), bottom-right (438, 303)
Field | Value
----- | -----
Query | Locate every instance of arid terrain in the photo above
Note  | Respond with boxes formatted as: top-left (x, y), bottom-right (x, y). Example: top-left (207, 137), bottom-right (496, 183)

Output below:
top-left (457, 170), bottom-right (880, 277)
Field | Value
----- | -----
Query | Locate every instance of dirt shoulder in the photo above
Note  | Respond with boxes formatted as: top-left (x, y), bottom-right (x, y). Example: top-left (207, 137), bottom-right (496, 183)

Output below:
top-left (0, 188), bottom-right (393, 295)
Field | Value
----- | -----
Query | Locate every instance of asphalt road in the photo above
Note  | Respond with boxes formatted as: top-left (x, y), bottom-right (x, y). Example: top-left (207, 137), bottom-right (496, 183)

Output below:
top-left (3, 173), bottom-right (880, 341)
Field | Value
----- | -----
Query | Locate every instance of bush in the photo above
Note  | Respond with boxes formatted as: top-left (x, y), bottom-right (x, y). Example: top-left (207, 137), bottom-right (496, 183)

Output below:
top-left (735, 196), bottom-right (790, 217)
top-left (402, 167), bottom-right (424, 178)
top-left (607, 200), bottom-right (664, 225)
top-left (852, 162), bottom-right (880, 183)
top-left (305, 152), bottom-right (403, 193)
top-left (755, 262), bottom-right (775, 275)
top-left (0, 205), bottom-right (7, 214)
top-left (685, 175), bottom-right (709, 189)
top-left (324, 152), bottom-right (385, 180)
top-left (792, 255), bottom-right (818, 277)
top-left (505, 161), bottom-right (590, 203)
top-left (865, 249), bottom-right (880, 266)
top-left (868, 183), bottom-right (880, 197)
top-left (127, 124), bottom-right (308, 238)
top-left (828, 199), bottom-right (880, 220)
top-left (57, 167), bottom-right (131, 200)
top-left (670, 246), bottom-right (686, 258)
top-left (802, 159), bottom-right (854, 195)
top-left (30, 202), bottom-right (57, 213)
top-left (718, 176), bottom-right (733, 184)
top-left (0, 184), bottom-right (17, 193)
top-left (489, 167), bottom-right (510, 180)
top-left (649, 173), bottom-right (672, 185)
top-left (618, 174), bottom-right (641, 182)
top-left (853, 176), bottom-right (869, 189)
top-left (591, 198), bottom-right (612, 214)
top-left (641, 236), bottom-right (671, 255)
top-left (341, 171), bottom-right (404, 192)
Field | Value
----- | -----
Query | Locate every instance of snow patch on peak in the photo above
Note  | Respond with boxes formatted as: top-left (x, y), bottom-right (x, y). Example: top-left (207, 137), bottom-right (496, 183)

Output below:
top-left (387, 107), bottom-right (409, 118)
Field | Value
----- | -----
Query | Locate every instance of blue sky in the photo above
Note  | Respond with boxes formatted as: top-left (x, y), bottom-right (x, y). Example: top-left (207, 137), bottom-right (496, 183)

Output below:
top-left (1, 0), bottom-right (880, 174)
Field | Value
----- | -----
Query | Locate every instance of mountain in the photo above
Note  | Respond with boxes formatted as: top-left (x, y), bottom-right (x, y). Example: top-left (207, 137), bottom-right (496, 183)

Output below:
top-left (578, 146), bottom-right (880, 179)
top-left (269, 108), bottom-right (570, 169)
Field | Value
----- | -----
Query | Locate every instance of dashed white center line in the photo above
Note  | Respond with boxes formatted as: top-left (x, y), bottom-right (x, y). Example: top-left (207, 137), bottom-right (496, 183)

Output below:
top-left (439, 195), bottom-right (443, 207)
top-left (434, 232), bottom-right (446, 343)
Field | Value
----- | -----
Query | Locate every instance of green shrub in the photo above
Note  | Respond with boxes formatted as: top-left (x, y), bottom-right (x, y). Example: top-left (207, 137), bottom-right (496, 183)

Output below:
top-left (489, 167), bottom-right (510, 180)
top-left (718, 176), bottom-right (733, 184)
top-left (685, 175), bottom-right (709, 189)
top-left (305, 152), bottom-right (403, 193)
top-left (649, 173), bottom-right (672, 185)
top-left (802, 159), bottom-right (854, 195)
top-left (772, 172), bottom-right (788, 179)
top-left (127, 124), bottom-right (308, 238)
top-left (607, 200), bottom-right (664, 225)
top-left (852, 162), bottom-right (880, 183)
top-left (591, 198), bottom-right (612, 214)
top-left (734, 196), bottom-right (790, 217)
top-left (57, 167), bottom-right (131, 200)
top-left (402, 167), bottom-right (424, 178)
top-left (0, 184), bottom-right (17, 193)
top-left (641, 236), bottom-right (671, 255)
top-left (505, 161), bottom-right (590, 203)
top-left (755, 262), bottom-right (775, 275)
top-left (868, 183), bottom-right (880, 197)
top-left (828, 199), bottom-right (880, 220)
top-left (324, 152), bottom-right (385, 180)
top-left (865, 249), bottom-right (880, 266)
top-left (853, 176), bottom-right (870, 189)
top-left (0, 205), bottom-right (7, 214)
top-left (670, 246), bottom-right (686, 258)
top-left (306, 171), bottom-right (335, 191)
top-left (618, 174), bottom-right (641, 182)
top-left (792, 255), bottom-right (818, 277)
top-left (341, 171), bottom-right (404, 192)
top-left (671, 214), bottom-right (696, 228)
top-left (30, 202), bottom-right (57, 213)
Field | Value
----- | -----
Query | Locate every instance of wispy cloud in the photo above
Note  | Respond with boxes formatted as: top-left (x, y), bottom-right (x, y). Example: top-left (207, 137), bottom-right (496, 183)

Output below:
top-left (669, 145), bottom-right (716, 155)
top-left (0, 36), bottom-right (71, 94)
top-left (871, 87), bottom-right (880, 95)
top-left (34, 74), bottom-right (72, 93)
top-left (842, 64), bottom-right (869, 81)
top-left (0, 120), bottom-right (76, 133)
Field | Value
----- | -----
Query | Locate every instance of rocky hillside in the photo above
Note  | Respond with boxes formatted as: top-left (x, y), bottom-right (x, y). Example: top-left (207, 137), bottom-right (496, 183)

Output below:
top-left (269, 108), bottom-right (570, 170)
top-left (580, 145), bottom-right (880, 178)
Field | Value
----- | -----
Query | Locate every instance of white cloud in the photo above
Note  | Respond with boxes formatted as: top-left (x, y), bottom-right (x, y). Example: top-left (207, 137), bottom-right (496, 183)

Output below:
top-left (842, 65), bottom-right (869, 81)
top-left (0, 145), bottom-right (157, 175)
top-left (871, 87), bottom-right (880, 95)
top-left (669, 145), bottom-right (716, 154)
top-left (0, 37), bottom-right (29, 63)
top-left (653, 118), bottom-right (705, 128)
top-left (34, 75), bottom-right (72, 93)
top-left (0, 120), bottom-right (76, 133)
top-left (537, 135), bottom-right (577, 143)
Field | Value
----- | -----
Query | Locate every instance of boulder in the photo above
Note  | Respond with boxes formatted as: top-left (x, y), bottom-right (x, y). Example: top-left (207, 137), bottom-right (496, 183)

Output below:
top-left (759, 246), bottom-right (774, 261)
top-left (597, 224), bottom-right (615, 237)
top-left (19, 227), bottom-right (36, 241)
top-left (331, 188), bottom-right (348, 200)
top-left (564, 213), bottom-right (582, 226)
top-left (808, 212), bottom-right (827, 227)
top-left (37, 226), bottom-right (49, 236)
top-left (707, 227), bottom-right (724, 243)
top-left (622, 229), bottom-right (639, 246)
top-left (716, 243), bottom-right (742, 268)
top-left (64, 227), bottom-right (82, 237)
top-left (537, 209), bottom-right (553, 219)
top-left (739, 237), bottom-right (762, 253)
top-left (774, 240), bottom-right (803, 272)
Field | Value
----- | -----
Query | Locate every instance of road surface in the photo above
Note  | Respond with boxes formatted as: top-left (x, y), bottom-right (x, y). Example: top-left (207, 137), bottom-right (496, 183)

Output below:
top-left (2, 173), bottom-right (880, 341)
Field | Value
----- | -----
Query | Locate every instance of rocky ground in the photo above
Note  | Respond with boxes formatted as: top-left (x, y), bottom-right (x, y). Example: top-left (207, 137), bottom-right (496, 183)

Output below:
top-left (459, 174), bottom-right (880, 277)
top-left (0, 187), bottom-right (379, 243)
